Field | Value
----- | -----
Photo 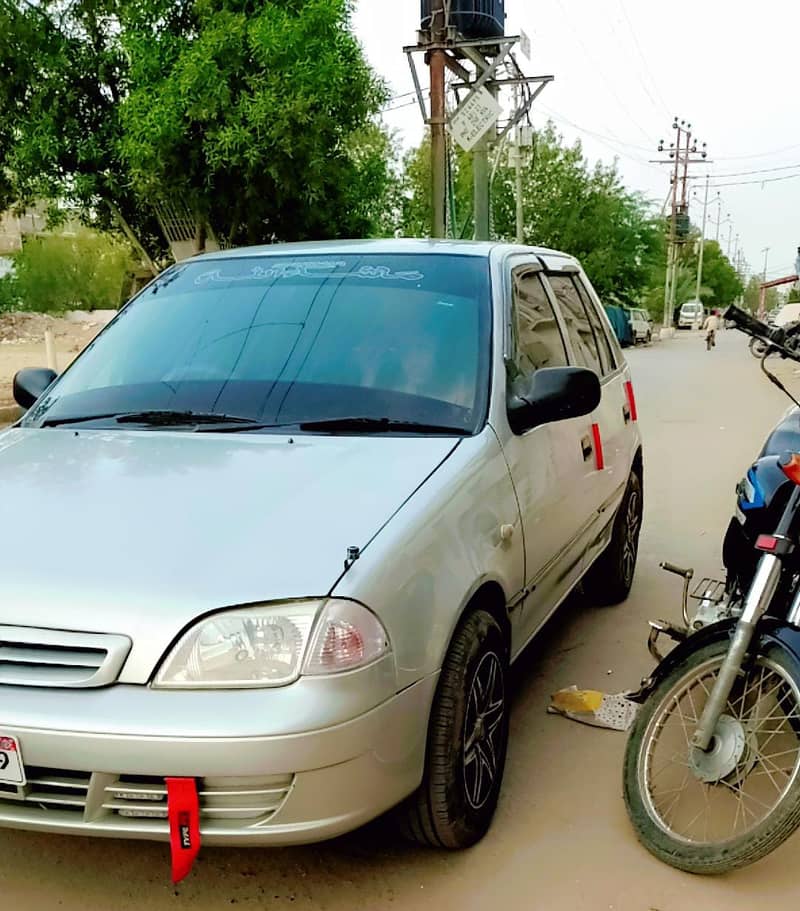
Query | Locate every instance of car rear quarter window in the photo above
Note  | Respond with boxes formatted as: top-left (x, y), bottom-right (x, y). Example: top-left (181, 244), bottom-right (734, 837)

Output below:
top-left (573, 276), bottom-right (617, 374)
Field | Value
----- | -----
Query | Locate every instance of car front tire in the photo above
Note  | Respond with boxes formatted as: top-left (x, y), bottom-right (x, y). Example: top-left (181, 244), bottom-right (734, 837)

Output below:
top-left (397, 609), bottom-right (509, 849)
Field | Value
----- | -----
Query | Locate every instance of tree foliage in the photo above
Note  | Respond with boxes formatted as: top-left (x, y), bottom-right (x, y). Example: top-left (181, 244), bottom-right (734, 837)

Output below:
top-left (676, 238), bottom-right (743, 308)
top-left (0, 0), bottom-right (394, 254)
top-left (743, 275), bottom-right (779, 313)
top-left (399, 124), bottom-right (662, 303)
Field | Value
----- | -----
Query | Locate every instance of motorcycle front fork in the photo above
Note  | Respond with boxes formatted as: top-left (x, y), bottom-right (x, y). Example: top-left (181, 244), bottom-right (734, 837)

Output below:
top-left (691, 554), bottom-right (782, 750)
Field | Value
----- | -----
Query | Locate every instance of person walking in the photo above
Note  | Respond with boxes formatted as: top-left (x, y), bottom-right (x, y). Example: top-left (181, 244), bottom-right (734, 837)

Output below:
top-left (703, 309), bottom-right (720, 350)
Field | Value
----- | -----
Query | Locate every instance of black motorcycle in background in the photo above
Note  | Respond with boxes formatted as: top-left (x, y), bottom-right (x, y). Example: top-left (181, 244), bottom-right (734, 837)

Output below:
top-left (624, 305), bottom-right (800, 873)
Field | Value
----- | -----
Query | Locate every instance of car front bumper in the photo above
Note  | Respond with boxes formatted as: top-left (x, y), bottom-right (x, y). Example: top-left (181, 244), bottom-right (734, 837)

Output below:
top-left (0, 671), bottom-right (438, 846)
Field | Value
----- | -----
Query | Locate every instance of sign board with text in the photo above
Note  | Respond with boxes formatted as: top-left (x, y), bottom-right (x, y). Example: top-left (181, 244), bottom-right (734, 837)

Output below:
top-left (450, 88), bottom-right (502, 152)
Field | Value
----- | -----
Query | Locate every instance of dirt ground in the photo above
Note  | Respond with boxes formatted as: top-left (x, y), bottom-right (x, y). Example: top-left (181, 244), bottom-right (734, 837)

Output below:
top-left (0, 312), bottom-right (103, 412)
top-left (4, 328), bottom-right (800, 910)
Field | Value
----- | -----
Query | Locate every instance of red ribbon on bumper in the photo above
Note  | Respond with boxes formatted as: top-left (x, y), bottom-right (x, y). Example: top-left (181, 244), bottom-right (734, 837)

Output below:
top-left (165, 777), bottom-right (201, 884)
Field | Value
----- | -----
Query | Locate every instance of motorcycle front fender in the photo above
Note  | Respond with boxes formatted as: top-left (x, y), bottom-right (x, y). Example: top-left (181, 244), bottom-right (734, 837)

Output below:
top-left (632, 616), bottom-right (800, 702)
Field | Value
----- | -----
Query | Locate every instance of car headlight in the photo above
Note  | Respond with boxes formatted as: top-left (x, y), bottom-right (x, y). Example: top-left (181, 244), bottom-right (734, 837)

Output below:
top-left (153, 599), bottom-right (389, 689)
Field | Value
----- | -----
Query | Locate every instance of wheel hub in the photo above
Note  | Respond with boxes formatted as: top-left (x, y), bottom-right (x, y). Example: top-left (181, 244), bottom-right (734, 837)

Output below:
top-left (688, 714), bottom-right (756, 783)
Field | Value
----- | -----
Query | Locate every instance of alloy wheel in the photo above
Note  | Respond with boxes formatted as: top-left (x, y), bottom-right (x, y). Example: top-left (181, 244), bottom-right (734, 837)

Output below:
top-left (463, 651), bottom-right (505, 810)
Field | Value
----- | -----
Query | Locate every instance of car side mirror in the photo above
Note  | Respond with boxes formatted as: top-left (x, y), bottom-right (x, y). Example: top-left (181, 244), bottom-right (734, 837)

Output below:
top-left (13, 367), bottom-right (58, 410)
top-left (507, 366), bottom-right (601, 434)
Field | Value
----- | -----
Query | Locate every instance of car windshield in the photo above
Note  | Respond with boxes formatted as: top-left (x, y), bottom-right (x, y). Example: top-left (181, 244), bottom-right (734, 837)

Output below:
top-left (23, 253), bottom-right (492, 434)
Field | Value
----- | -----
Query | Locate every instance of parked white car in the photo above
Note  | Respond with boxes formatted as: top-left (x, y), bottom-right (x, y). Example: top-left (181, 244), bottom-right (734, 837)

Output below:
top-left (0, 240), bottom-right (643, 850)
top-left (628, 308), bottom-right (653, 344)
top-left (678, 299), bottom-right (705, 329)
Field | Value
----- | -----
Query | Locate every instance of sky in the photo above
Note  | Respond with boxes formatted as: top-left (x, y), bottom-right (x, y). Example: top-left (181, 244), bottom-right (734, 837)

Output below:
top-left (353, 0), bottom-right (800, 285)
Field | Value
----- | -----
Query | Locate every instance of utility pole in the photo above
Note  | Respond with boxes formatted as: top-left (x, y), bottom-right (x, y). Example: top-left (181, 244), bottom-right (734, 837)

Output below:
top-left (407, 11), bottom-right (552, 243)
top-left (473, 129), bottom-right (491, 241)
top-left (714, 193), bottom-right (722, 243)
top-left (694, 175), bottom-right (710, 304)
top-left (652, 118), bottom-right (709, 338)
top-left (726, 222), bottom-right (733, 259)
top-left (762, 246), bottom-right (770, 281)
top-left (515, 133), bottom-right (524, 243)
top-left (428, 1), bottom-right (447, 238)
top-left (514, 87), bottom-right (524, 244)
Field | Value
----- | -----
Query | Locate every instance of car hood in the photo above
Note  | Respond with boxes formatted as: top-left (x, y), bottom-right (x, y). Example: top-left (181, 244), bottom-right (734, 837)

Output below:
top-left (0, 428), bottom-right (457, 682)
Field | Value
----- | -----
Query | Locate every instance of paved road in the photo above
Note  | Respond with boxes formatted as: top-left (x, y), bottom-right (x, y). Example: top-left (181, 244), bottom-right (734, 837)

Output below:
top-left (5, 328), bottom-right (800, 910)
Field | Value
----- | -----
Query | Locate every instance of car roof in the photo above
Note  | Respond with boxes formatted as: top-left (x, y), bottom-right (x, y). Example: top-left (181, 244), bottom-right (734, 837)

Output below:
top-left (187, 238), bottom-right (581, 269)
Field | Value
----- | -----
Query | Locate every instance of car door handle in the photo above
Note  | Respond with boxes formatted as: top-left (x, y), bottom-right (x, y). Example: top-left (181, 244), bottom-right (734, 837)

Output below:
top-left (581, 435), bottom-right (593, 461)
top-left (622, 403), bottom-right (631, 424)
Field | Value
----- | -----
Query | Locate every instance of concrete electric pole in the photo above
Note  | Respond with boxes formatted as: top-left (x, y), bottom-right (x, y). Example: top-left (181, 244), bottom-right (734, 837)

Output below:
top-left (694, 174), bottom-right (710, 304)
top-left (652, 118), bottom-right (709, 338)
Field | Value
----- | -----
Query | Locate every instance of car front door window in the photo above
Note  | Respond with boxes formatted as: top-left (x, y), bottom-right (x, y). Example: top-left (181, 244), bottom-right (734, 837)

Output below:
top-left (546, 274), bottom-right (604, 375)
top-left (510, 269), bottom-right (568, 381)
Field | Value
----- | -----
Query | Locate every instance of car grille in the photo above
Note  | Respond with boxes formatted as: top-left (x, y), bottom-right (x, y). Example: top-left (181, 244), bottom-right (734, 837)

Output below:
top-left (0, 766), bottom-right (294, 830)
top-left (0, 626), bottom-right (131, 688)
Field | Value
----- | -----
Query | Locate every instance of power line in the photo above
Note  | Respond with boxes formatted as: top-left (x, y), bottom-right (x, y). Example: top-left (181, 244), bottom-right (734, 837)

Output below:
top-left (537, 104), bottom-right (662, 170)
top-left (381, 90), bottom-right (429, 114)
top-left (616, 0), bottom-right (671, 118)
top-left (704, 162), bottom-right (800, 179)
top-left (715, 142), bottom-right (800, 161)
top-left (710, 172), bottom-right (800, 189)
top-left (552, 0), bottom-right (654, 144)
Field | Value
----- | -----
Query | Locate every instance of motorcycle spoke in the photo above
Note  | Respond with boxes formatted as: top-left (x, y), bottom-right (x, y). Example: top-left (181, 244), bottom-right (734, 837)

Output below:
top-left (757, 746), bottom-right (800, 762)
top-left (752, 755), bottom-right (789, 796)
top-left (642, 654), bottom-right (800, 846)
top-left (659, 770), bottom-right (691, 826)
top-left (730, 666), bottom-right (768, 716)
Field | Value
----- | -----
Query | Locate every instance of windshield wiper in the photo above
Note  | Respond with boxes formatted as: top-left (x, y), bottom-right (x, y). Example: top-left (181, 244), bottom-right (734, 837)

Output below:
top-left (297, 417), bottom-right (471, 435)
top-left (43, 410), bottom-right (266, 429)
top-left (115, 410), bottom-right (264, 427)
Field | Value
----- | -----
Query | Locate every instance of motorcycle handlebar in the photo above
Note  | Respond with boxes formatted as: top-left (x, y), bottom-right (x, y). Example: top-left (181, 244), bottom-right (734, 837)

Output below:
top-left (724, 304), bottom-right (800, 362)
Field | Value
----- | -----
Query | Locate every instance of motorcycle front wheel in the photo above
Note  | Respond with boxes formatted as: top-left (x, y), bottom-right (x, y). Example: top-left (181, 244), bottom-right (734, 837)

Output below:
top-left (624, 640), bottom-right (800, 873)
top-left (749, 337), bottom-right (769, 358)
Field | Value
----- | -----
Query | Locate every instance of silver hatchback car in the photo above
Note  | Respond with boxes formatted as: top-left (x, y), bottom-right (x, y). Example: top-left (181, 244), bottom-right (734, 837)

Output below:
top-left (0, 240), bottom-right (643, 849)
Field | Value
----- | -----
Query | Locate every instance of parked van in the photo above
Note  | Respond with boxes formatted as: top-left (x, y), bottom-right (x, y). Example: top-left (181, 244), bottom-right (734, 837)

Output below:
top-left (678, 300), bottom-right (704, 329)
top-left (628, 308), bottom-right (653, 344)
top-left (774, 303), bottom-right (800, 327)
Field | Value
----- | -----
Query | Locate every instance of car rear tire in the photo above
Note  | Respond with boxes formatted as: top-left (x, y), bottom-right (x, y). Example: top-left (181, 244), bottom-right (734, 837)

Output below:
top-left (397, 609), bottom-right (509, 849)
top-left (583, 469), bottom-right (642, 605)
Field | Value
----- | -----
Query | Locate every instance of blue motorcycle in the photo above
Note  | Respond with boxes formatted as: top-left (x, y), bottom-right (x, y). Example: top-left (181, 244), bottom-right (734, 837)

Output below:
top-left (624, 305), bottom-right (800, 873)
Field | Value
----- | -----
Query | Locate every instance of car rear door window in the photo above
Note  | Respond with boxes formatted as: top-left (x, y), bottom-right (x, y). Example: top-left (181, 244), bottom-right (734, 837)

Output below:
top-left (573, 276), bottom-right (617, 374)
top-left (546, 274), bottom-right (604, 375)
top-left (510, 268), bottom-right (568, 379)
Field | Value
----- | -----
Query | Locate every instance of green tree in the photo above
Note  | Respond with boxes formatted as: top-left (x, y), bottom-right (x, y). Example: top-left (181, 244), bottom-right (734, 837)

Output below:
top-left (399, 124), bottom-right (662, 302)
top-left (743, 275), bottom-right (779, 313)
top-left (12, 229), bottom-right (134, 313)
top-left (679, 239), bottom-right (742, 307)
top-left (0, 0), bottom-right (394, 255)
top-left (0, 0), bottom-right (163, 256)
top-left (119, 0), bottom-right (391, 245)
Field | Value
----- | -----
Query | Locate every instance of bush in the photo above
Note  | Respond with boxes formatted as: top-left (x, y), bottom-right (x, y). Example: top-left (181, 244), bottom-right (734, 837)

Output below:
top-left (12, 229), bottom-right (134, 313)
top-left (0, 268), bottom-right (20, 313)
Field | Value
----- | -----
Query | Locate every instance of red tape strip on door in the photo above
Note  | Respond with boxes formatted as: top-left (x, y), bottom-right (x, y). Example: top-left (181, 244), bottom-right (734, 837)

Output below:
top-left (591, 423), bottom-right (604, 470)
